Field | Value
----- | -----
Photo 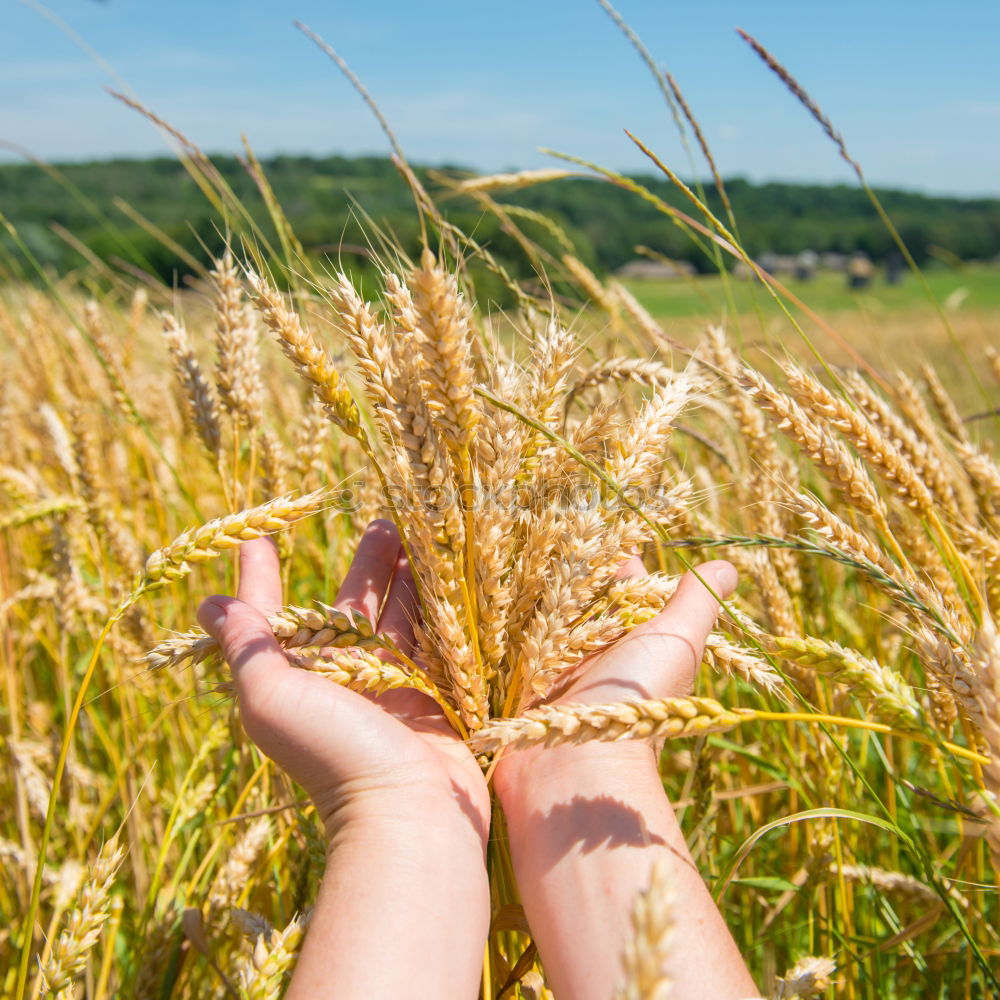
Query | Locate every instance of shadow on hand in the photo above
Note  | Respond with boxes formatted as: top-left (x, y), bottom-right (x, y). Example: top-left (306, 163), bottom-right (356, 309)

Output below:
top-left (524, 793), bottom-right (667, 873)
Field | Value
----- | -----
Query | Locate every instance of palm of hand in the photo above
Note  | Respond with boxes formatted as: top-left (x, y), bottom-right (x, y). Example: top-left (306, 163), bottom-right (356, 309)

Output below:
top-left (542, 555), bottom-right (738, 709)
top-left (199, 521), bottom-right (490, 842)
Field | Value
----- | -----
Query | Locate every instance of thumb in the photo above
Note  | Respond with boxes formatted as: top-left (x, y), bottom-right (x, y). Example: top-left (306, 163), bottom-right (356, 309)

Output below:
top-left (571, 560), bottom-right (738, 704)
top-left (638, 560), bottom-right (738, 653)
top-left (198, 595), bottom-right (288, 698)
top-left (627, 560), bottom-right (738, 692)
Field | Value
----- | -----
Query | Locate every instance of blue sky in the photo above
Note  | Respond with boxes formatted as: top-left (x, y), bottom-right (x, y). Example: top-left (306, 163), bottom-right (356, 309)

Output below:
top-left (3, 0), bottom-right (999, 196)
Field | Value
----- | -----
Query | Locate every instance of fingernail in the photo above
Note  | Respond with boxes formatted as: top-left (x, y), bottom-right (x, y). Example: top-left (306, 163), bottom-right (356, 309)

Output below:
top-left (707, 561), bottom-right (739, 597)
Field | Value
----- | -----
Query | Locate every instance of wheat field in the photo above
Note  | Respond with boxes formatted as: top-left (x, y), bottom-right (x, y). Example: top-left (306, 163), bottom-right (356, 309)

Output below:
top-left (0, 205), bottom-right (998, 998)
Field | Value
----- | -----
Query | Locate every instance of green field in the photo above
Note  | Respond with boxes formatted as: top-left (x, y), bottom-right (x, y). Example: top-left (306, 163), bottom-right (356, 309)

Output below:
top-left (626, 263), bottom-right (1000, 321)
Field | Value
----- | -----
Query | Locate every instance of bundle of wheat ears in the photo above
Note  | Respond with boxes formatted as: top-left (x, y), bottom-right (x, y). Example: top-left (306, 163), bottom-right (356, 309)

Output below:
top-left (144, 249), bottom-right (764, 752)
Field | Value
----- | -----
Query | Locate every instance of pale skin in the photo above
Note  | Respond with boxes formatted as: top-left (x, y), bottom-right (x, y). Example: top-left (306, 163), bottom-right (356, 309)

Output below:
top-left (199, 521), bottom-right (758, 999)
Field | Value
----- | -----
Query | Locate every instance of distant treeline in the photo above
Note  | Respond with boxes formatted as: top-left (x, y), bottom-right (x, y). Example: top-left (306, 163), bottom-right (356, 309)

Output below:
top-left (2, 153), bottom-right (999, 287)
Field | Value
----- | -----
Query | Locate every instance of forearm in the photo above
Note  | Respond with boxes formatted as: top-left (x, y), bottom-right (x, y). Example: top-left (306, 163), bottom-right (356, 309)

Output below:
top-left (497, 743), bottom-right (757, 1000)
top-left (286, 796), bottom-right (489, 1000)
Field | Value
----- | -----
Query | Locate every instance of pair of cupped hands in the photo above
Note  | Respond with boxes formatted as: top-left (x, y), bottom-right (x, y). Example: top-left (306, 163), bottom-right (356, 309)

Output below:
top-left (197, 520), bottom-right (751, 1000)
top-left (198, 519), bottom-right (737, 845)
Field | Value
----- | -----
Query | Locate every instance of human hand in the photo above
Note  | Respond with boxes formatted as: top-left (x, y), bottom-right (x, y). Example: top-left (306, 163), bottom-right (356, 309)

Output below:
top-left (494, 556), bottom-right (739, 791)
top-left (198, 520), bottom-right (491, 999)
top-left (197, 519), bottom-right (490, 843)
top-left (492, 557), bottom-right (755, 1000)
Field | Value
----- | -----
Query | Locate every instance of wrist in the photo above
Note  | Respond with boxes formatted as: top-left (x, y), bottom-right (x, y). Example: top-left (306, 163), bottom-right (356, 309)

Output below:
top-left (494, 740), bottom-right (660, 819)
top-left (320, 782), bottom-right (489, 853)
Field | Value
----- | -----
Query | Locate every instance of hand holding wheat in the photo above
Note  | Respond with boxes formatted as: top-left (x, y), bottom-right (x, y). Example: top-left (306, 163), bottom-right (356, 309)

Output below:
top-left (198, 523), bottom-right (490, 838)
top-left (197, 524), bottom-right (490, 999)
top-left (495, 557), bottom-right (759, 1000)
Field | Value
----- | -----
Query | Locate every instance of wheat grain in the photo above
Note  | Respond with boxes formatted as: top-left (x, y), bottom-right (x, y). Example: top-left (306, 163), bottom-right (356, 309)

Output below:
top-left (249, 274), bottom-right (364, 439)
top-left (162, 313), bottom-right (222, 457)
top-left (212, 251), bottom-right (263, 431)
top-left (773, 956), bottom-right (836, 999)
top-left (141, 489), bottom-right (329, 587)
top-left (234, 911), bottom-right (308, 1000)
top-left (760, 634), bottom-right (924, 731)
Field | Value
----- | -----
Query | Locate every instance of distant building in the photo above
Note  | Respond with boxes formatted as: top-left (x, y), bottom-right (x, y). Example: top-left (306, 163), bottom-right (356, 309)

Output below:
top-left (847, 252), bottom-right (875, 289)
top-left (757, 252), bottom-right (798, 276)
top-left (795, 249), bottom-right (819, 281)
top-left (615, 259), bottom-right (696, 280)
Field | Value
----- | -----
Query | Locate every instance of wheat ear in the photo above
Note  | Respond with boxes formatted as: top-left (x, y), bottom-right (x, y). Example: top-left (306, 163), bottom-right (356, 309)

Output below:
top-left (470, 696), bottom-right (751, 753)
top-left (248, 274), bottom-right (364, 440)
top-left (161, 313), bottom-right (222, 457)
top-left (38, 838), bottom-right (125, 996)
top-left (612, 859), bottom-right (674, 1000)
top-left (141, 489), bottom-right (329, 587)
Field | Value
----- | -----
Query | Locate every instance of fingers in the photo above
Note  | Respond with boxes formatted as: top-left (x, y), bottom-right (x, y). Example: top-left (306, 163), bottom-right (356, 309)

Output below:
top-left (198, 595), bottom-right (288, 695)
top-left (639, 560), bottom-right (738, 652)
top-left (625, 559), bottom-right (737, 689)
top-left (571, 560), bottom-right (738, 704)
top-left (237, 537), bottom-right (283, 616)
top-left (377, 549), bottom-right (419, 654)
top-left (333, 519), bottom-right (402, 623)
